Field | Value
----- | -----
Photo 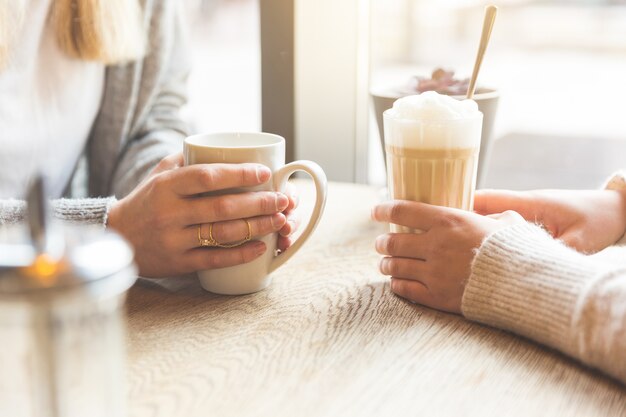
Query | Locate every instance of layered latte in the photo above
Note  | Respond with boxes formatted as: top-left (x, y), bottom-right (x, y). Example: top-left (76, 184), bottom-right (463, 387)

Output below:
top-left (383, 91), bottom-right (483, 233)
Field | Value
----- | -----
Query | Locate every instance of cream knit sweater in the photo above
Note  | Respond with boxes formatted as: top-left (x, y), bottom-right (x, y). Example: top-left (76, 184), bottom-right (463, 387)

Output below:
top-left (462, 172), bottom-right (626, 385)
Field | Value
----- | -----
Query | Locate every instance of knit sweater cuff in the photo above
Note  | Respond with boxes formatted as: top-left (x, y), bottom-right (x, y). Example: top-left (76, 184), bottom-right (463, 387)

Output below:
top-left (52, 198), bottom-right (117, 227)
top-left (0, 198), bottom-right (116, 228)
top-left (461, 223), bottom-right (602, 356)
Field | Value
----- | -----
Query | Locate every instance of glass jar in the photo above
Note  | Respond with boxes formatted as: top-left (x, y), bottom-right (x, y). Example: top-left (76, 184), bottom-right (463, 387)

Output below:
top-left (0, 225), bottom-right (137, 417)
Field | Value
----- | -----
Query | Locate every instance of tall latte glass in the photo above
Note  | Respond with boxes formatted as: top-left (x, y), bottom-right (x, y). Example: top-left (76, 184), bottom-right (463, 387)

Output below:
top-left (383, 91), bottom-right (483, 233)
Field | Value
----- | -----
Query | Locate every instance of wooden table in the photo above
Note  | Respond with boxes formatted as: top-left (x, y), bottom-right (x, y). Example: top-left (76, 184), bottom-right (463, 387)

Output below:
top-left (126, 181), bottom-right (626, 417)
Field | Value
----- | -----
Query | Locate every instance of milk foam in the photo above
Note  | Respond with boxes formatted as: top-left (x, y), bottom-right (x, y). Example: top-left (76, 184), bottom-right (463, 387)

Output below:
top-left (383, 91), bottom-right (483, 149)
top-left (388, 91), bottom-right (480, 121)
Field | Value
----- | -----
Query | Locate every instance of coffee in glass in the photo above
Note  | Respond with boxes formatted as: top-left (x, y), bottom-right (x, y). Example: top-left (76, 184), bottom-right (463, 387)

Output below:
top-left (383, 91), bottom-right (483, 233)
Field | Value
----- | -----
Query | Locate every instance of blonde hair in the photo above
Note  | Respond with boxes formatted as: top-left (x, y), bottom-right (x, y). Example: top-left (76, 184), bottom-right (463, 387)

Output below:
top-left (0, 0), bottom-right (26, 67)
top-left (0, 0), bottom-right (146, 69)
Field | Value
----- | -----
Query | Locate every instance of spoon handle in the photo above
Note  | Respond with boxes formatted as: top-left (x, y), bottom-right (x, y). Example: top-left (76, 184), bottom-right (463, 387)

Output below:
top-left (467, 5), bottom-right (498, 100)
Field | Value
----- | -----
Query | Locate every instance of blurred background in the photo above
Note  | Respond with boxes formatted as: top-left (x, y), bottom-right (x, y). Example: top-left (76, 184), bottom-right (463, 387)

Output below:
top-left (183, 0), bottom-right (626, 189)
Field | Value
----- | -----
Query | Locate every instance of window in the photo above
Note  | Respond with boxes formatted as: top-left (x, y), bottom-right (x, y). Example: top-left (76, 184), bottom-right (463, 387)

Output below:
top-left (370, 0), bottom-right (626, 188)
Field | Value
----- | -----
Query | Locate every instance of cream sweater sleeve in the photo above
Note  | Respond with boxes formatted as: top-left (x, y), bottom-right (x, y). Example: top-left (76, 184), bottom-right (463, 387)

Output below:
top-left (462, 172), bottom-right (626, 384)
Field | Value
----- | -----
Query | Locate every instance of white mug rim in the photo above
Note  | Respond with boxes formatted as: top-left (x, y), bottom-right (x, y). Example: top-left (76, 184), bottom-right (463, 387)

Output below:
top-left (184, 132), bottom-right (284, 149)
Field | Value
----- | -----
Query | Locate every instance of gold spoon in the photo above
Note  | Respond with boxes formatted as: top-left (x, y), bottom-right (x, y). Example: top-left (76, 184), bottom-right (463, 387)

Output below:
top-left (467, 5), bottom-right (498, 100)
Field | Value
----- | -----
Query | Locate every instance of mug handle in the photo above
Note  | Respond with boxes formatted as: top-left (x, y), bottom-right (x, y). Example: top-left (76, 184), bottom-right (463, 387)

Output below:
top-left (269, 160), bottom-right (328, 273)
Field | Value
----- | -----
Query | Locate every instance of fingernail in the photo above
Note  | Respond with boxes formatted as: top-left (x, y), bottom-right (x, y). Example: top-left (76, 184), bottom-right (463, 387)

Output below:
top-left (390, 279), bottom-right (397, 292)
top-left (256, 166), bottom-right (271, 183)
top-left (281, 220), bottom-right (296, 237)
top-left (379, 258), bottom-right (389, 274)
top-left (371, 206), bottom-right (378, 220)
top-left (277, 194), bottom-right (289, 211)
top-left (375, 235), bottom-right (385, 252)
top-left (271, 213), bottom-right (285, 229)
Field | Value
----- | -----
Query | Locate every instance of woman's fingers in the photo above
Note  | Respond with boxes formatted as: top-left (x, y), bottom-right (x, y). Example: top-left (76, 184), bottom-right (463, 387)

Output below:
top-left (213, 213), bottom-right (287, 243)
top-left (279, 182), bottom-right (301, 237)
top-left (209, 213), bottom-right (286, 246)
top-left (375, 233), bottom-right (430, 259)
top-left (390, 278), bottom-right (433, 305)
top-left (379, 256), bottom-right (429, 281)
top-left (391, 278), bottom-right (459, 313)
top-left (277, 235), bottom-right (292, 252)
top-left (175, 214), bottom-right (287, 251)
top-left (279, 210), bottom-right (301, 237)
top-left (166, 163), bottom-right (272, 196)
top-left (184, 241), bottom-right (267, 272)
top-left (183, 191), bottom-right (289, 225)
top-left (283, 182), bottom-right (299, 214)
top-left (372, 200), bottom-right (458, 231)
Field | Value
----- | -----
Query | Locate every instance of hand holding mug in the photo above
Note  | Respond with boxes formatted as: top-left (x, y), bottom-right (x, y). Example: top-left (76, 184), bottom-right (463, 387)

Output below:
top-left (184, 132), bottom-right (327, 295)
top-left (107, 153), bottom-right (297, 278)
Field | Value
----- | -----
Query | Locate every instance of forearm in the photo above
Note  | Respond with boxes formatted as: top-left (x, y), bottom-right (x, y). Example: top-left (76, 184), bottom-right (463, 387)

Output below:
top-left (0, 197), bottom-right (116, 227)
top-left (462, 223), bottom-right (626, 384)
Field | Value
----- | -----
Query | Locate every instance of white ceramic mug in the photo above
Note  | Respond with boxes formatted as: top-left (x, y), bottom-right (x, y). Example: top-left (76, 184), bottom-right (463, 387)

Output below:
top-left (183, 132), bottom-right (328, 295)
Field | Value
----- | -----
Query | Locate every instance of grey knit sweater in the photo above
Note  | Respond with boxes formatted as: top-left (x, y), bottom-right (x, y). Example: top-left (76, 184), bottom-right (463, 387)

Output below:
top-left (0, 0), bottom-right (189, 227)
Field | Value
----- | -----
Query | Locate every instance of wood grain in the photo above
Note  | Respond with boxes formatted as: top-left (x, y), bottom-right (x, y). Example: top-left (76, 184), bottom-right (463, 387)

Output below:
top-left (125, 181), bottom-right (626, 417)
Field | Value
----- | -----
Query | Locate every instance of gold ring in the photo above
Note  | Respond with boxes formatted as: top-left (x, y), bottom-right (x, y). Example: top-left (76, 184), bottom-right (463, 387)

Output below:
top-left (198, 224), bottom-right (218, 247)
top-left (198, 220), bottom-right (252, 249)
